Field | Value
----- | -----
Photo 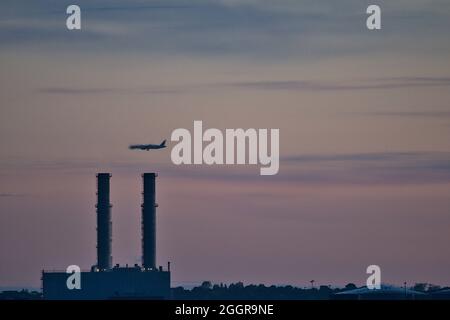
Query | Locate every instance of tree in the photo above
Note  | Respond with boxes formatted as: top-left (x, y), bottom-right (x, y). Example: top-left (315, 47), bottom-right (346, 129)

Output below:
top-left (345, 283), bottom-right (357, 290)
top-left (201, 281), bottom-right (212, 290)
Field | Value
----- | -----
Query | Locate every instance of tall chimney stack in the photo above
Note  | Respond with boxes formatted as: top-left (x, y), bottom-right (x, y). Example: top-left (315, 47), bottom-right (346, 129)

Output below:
top-left (142, 173), bottom-right (157, 270)
top-left (96, 173), bottom-right (112, 270)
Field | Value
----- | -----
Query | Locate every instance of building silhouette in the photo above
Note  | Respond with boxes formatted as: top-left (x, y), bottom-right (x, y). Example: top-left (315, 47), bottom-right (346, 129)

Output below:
top-left (42, 173), bottom-right (170, 300)
top-left (332, 284), bottom-right (426, 300)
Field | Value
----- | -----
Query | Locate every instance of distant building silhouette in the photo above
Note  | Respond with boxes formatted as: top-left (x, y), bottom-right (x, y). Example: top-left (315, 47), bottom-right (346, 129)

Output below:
top-left (42, 173), bottom-right (170, 300)
top-left (430, 288), bottom-right (450, 300)
top-left (332, 284), bottom-right (426, 300)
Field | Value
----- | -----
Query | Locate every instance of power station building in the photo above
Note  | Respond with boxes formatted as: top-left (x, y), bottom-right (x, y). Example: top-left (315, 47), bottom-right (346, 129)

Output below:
top-left (42, 173), bottom-right (171, 300)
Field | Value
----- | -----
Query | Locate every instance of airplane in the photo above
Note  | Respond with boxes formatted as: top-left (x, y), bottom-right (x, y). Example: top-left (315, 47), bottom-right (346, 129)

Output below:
top-left (129, 140), bottom-right (167, 151)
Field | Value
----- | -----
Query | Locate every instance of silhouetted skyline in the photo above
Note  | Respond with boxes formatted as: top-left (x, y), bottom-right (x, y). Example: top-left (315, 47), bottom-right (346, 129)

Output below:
top-left (1, 0), bottom-right (450, 289)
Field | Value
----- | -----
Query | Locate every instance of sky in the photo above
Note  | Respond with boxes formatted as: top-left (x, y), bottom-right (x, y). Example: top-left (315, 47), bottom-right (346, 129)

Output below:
top-left (1, 0), bottom-right (450, 289)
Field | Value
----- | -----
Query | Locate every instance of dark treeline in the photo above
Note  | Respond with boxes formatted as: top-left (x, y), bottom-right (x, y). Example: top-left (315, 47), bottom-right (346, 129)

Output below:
top-left (0, 290), bottom-right (42, 300)
top-left (172, 282), bottom-right (339, 300)
top-left (171, 281), bottom-right (447, 300)
top-left (0, 282), bottom-right (446, 300)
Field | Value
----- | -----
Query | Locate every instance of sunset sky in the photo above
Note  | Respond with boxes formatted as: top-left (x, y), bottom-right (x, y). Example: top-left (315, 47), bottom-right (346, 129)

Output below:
top-left (1, 0), bottom-right (450, 288)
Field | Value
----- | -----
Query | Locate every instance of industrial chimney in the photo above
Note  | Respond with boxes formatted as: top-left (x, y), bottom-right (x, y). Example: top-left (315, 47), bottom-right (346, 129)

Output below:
top-left (96, 173), bottom-right (112, 270)
top-left (142, 173), bottom-right (157, 270)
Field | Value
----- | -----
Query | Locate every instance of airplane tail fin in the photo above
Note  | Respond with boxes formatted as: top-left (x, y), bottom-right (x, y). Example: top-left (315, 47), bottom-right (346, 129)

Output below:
top-left (160, 139), bottom-right (167, 147)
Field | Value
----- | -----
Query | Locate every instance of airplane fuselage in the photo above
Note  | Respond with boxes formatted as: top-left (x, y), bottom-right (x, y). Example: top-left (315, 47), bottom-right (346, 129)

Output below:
top-left (129, 140), bottom-right (167, 151)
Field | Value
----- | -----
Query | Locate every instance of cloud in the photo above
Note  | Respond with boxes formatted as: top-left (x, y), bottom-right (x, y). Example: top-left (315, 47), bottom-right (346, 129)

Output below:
top-left (357, 111), bottom-right (450, 118)
top-left (2, 0), bottom-right (450, 59)
top-left (280, 151), bottom-right (450, 185)
top-left (388, 76), bottom-right (450, 83)
top-left (72, 4), bottom-right (199, 13)
top-left (3, 151), bottom-right (450, 186)
top-left (220, 77), bottom-right (450, 91)
top-left (39, 87), bottom-right (181, 95)
top-left (39, 76), bottom-right (450, 96)
top-left (282, 152), bottom-right (425, 163)
top-left (0, 193), bottom-right (26, 198)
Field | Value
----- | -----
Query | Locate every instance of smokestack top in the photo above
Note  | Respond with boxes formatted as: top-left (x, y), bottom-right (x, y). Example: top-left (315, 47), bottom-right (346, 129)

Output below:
top-left (142, 172), bottom-right (157, 177)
